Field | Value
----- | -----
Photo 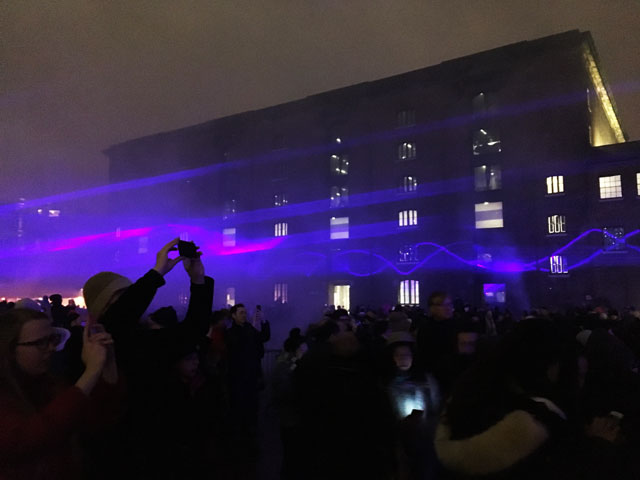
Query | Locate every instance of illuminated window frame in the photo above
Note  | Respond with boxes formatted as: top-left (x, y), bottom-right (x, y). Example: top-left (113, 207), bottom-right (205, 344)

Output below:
top-left (402, 175), bottom-right (418, 193)
top-left (599, 175), bottom-right (622, 199)
top-left (274, 194), bottom-right (288, 207)
top-left (636, 173), bottom-right (640, 196)
top-left (398, 142), bottom-right (416, 161)
top-left (475, 202), bottom-right (503, 229)
top-left (546, 176), bottom-right (564, 194)
top-left (274, 283), bottom-right (288, 303)
top-left (222, 228), bottom-right (236, 247)
top-left (330, 186), bottom-right (349, 208)
top-left (549, 255), bottom-right (568, 275)
top-left (474, 164), bottom-right (502, 191)
top-left (225, 287), bottom-right (236, 307)
top-left (274, 222), bottom-right (288, 237)
top-left (398, 209), bottom-right (418, 227)
top-left (547, 215), bottom-right (566, 234)
top-left (330, 154), bottom-right (349, 175)
top-left (399, 280), bottom-right (420, 305)
top-left (330, 217), bottom-right (349, 240)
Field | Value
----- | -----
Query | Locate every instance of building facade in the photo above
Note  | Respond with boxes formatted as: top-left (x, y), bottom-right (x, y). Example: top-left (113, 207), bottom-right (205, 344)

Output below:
top-left (105, 30), bottom-right (640, 321)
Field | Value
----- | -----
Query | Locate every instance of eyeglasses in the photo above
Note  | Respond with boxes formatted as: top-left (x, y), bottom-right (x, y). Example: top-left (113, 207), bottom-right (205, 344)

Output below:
top-left (16, 333), bottom-right (63, 352)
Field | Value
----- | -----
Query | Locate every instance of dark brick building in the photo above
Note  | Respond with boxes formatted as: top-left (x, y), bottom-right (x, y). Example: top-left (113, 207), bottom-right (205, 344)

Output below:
top-left (105, 30), bottom-right (640, 323)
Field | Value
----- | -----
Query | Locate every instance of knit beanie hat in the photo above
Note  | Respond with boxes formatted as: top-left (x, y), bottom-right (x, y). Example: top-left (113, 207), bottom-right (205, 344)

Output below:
top-left (83, 272), bottom-right (132, 320)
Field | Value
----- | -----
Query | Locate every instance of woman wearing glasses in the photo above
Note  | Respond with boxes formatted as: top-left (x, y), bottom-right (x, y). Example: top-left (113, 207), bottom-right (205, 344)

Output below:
top-left (0, 308), bottom-right (119, 479)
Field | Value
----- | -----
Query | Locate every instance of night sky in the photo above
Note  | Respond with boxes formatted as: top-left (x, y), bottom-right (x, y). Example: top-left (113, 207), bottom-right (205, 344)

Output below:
top-left (3, 0), bottom-right (639, 203)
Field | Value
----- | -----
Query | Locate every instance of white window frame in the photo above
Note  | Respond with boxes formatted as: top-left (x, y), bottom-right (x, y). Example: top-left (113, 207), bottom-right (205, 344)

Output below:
top-left (636, 173), bottom-right (640, 196)
top-left (550, 255), bottom-right (568, 274)
top-left (274, 222), bottom-right (288, 237)
top-left (330, 217), bottom-right (349, 239)
top-left (399, 280), bottom-right (420, 305)
top-left (475, 202), bottom-right (504, 229)
top-left (222, 228), bottom-right (236, 247)
top-left (274, 283), bottom-right (288, 303)
top-left (599, 175), bottom-right (622, 199)
top-left (330, 186), bottom-right (349, 208)
top-left (546, 176), bottom-right (564, 194)
top-left (547, 215), bottom-right (566, 234)
top-left (398, 209), bottom-right (418, 227)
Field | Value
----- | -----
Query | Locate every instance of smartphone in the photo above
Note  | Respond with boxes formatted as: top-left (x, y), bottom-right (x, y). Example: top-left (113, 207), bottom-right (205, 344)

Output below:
top-left (178, 240), bottom-right (198, 258)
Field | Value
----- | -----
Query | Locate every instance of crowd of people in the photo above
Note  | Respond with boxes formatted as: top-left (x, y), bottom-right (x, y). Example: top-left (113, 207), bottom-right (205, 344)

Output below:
top-left (1, 238), bottom-right (640, 479)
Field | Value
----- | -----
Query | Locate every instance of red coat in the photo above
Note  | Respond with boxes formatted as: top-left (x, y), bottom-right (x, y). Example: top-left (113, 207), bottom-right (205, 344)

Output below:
top-left (0, 379), bottom-right (123, 480)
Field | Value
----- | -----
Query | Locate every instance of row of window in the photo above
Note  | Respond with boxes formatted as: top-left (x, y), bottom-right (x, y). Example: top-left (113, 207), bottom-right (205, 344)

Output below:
top-left (547, 174), bottom-right (640, 198)
top-left (223, 173), bottom-right (638, 218)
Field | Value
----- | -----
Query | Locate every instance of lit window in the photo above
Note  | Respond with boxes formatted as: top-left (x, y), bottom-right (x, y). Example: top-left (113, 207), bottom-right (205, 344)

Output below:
top-left (330, 154), bottom-right (349, 175)
top-left (550, 255), bottom-right (568, 274)
top-left (546, 176), bottom-right (564, 194)
top-left (636, 173), bottom-right (640, 195)
top-left (483, 284), bottom-right (506, 304)
top-left (603, 227), bottom-right (626, 252)
top-left (332, 284), bottom-right (350, 311)
top-left (474, 165), bottom-right (502, 191)
top-left (48, 209), bottom-right (61, 218)
top-left (599, 175), bottom-right (622, 199)
top-left (398, 245), bottom-right (418, 263)
top-left (398, 142), bottom-right (416, 161)
top-left (402, 176), bottom-right (418, 193)
top-left (138, 236), bottom-right (149, 254)
top-left (475, 202), bottom-right (503, 229)
top-left (330, 186), bottom-right (349, 208)
top-left (397, 109), bottom-right (416, 127)
top-left (223, 200), bottom-right (237, 219)
top-left (225, 287), bottom-right (236, 307)
top-left (274, 222), bottom-right (288, 237)
top-left (472, 93), bottom-right (486, 115)
top-left (274, 194), bottom-right (288, 207)
top-left (330, 217), bottom-right (349, 239)
top-left (398, 210), bottom-right (418, 227)
top-left (547, 215), bottom-right (566, 234)
top-left (223, 228), bottom-right (236, 247)
top-left (274, 283), bottom-right (288, 303)
top-left (473, 129), bottom-right (501, 155)
top-left (399, 280), bottom-right (420, 305)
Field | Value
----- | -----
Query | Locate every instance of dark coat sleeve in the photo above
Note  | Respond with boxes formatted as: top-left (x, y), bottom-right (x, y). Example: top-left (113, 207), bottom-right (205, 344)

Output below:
top-left (182, 276), bottom-right (214, 338)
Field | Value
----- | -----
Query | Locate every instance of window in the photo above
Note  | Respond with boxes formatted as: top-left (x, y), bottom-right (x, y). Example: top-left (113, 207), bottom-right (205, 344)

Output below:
top-left (603, 227), bottom-right (626, 252)
top-left (398, 142), bottom-right (416, 161)
top-left (472, 93), bottom-right (487, 115)
top-left (473, 129), bottom-right (501, 155)
top-left (332, 284), bottom-right (350, 311)
top-left (547, 215), bottom-right (566, 234)
top-left (483, 284), bottom-right (506, 304)
top-left (399, 280), bottom-right (420, 305)
top-left (397, 109), bottom-right (416, 127)
top-left (222, 228), bottom-right (236, 247)
top-left (225, 287), bottom-right (236, 307)
top-left (550, 255), bottom-right (568, 274)
top-left (330, 154), bottom-right (349, 175)
top-left (48, 209), bottom-right (61, 218)
top-left (402, 175), bottom-right (418, 193)
top-left (475, 202), bottom-right (503, 229)
top-left (138, 236), bottom-right (149, 254)
top-left (546, 176), bottom-right (564, 194)
top-left (599, 175), bottom-right (622, 199)
top-left (274, 283), bottom-right (288, 303)
top-left (398, 210), bottom-right (418, 227)
top-left (330, 217), bottom-right (349, 239)
top-left (474, 165), bottom-right (502, 191)
top-left (274, 222), bottom-right (288, 237)
top-left (636, 173), bottom-right (640, 195)
top-left (274, 194), bottom-right (288, 207)
top-left (330, 186), bottom-right (349, 208)
top-left (398, 245), bottom-right (418, 263)
top-left (223, 200), bottom-right (237, 219)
